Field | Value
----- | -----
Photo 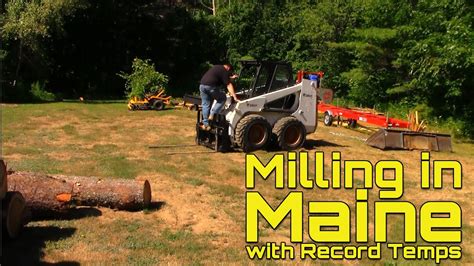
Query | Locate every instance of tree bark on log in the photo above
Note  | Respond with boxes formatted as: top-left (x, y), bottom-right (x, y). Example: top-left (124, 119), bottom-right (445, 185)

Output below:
top-left (8, 172), bottom-right (78, 216)
top-left (51, 174), bottom-right (152, 210)
top-left (8, 172), bottom-right (152, 216)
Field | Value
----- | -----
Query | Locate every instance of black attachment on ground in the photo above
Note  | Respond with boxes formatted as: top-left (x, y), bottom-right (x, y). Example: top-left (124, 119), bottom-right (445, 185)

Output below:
top-left (195, 110), bottom-right (231, 152)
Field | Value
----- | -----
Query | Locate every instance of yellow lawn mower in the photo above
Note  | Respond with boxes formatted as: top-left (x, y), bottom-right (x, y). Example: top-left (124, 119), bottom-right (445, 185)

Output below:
top-left (127, 89), bottom-right (171, 111)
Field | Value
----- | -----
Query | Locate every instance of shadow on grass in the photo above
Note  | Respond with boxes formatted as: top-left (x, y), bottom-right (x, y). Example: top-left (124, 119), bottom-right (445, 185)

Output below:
top-left (31, 207), bottom-right (102, 221)
top-left (143, 201), bottom-right (166, 213)
top-left (2, 226), bottom-right (79, 265)
top-left (263, 138), bottom-right (346, 152)
top-left (304, 139), bottom-right (347, 149)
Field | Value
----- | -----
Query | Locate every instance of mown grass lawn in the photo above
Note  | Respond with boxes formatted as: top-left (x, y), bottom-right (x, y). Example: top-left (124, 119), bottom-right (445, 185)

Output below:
top-left (2, 102), bottom-right (473, 265)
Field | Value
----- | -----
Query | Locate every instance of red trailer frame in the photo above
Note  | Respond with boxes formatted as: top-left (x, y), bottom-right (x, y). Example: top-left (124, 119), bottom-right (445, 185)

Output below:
top-left (296, 69), bottom-right (410, 129)
top-left (319, 102), bottom-right (411, 129)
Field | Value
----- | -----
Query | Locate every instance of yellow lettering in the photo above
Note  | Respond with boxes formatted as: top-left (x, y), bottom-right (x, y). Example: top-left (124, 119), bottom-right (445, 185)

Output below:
top-left (375, 202), bottom-right (416, 242)
top-left (420, 202), bottom-right (461, 242)
top-left (309, 201), bottom-right (350, 242)
top-left (375, 161), bottom-right (404, 199)
top-left (246, 154), bottom-right (284, 188)
top-left (246, 192), bottom-right (302, 242)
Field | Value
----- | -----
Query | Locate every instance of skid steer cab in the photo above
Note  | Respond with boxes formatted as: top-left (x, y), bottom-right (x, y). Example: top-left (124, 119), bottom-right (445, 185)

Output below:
top-left (186, 60), bottom-right (319, 152)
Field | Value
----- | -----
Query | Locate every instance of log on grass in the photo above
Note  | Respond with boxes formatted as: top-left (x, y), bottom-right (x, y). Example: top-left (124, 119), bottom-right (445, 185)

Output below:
top-left (52, 174), bottom-right (152, 210)
top-left (8, 172), bottom-right (152, 215)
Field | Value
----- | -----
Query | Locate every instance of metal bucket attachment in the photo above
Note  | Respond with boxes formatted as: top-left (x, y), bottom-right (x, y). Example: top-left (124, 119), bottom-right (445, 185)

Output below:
top-left (366, 129), bottom-right (452, 152)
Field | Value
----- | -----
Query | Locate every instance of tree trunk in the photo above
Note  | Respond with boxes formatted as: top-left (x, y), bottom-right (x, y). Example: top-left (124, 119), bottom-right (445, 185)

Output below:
top-left (13, 40), bottom-right (23, 87)
top-left (0, 160), bottom-right (7, 200)
top-left (8, 172), bottom-right (152, 217)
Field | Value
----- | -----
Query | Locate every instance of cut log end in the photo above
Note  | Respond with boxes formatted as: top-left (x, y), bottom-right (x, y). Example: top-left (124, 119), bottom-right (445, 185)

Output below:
top-left (143, 180), bottom-right (151, 208)
top-left (2, 191), bottom-right (26, 239)
top-left (0, 160), bottom-right (7, 200)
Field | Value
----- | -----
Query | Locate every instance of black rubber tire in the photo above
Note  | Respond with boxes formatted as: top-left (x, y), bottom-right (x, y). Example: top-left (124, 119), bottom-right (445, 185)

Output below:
top-left (349, 119), bottom-right (357, 128)
top-left (324, 112), bottom-right (333, 126)
top-left (153, 100), bottom-right (165, 111)
top-left (234, 114), bottom-right (271, 152)
top-left (273, 116), bottom-right (306, 150)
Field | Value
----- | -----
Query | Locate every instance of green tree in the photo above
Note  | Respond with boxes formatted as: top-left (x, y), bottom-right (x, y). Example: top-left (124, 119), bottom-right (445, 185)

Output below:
top-left (2, 0), bottom-right (87, 84)
top-left (393, 0), bottom-right (473, 136)
top-left (217, 2), bottom-right (293, 63)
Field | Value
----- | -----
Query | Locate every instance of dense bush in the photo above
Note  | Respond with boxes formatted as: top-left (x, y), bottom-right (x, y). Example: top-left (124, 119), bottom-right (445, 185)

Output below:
top-left (30, 81), bottom-right (56, 102)
top-left (118, 58), bottom-right (168, 99)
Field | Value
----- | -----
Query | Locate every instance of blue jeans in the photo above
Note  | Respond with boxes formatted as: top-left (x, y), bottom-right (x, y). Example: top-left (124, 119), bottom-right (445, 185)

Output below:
top-left (200, 84), bottom-right (226, 126)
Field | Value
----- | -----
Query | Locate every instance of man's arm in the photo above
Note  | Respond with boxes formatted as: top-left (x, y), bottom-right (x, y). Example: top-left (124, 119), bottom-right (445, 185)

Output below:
top-left (227, 83), bottom-right (239, 102)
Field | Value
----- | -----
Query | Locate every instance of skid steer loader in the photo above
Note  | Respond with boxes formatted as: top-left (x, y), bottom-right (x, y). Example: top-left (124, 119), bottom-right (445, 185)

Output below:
top-left (186, 60), bottom-right (320, 152)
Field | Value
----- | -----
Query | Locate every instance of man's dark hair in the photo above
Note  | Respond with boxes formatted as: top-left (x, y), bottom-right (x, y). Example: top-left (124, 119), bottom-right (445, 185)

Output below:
top-left (224, 63), bottom-right (233, 72)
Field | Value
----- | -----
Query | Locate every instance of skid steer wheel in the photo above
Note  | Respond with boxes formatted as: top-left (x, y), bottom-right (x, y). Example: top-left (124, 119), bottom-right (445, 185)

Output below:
top-left (273, 116), bottom-right (306, 150)
top-left (153, 100), bottom-right (165, 111)
top-left (235, 114), bottom-right (271, 152)
top-left (323, 112), bottom-right (333, 126)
